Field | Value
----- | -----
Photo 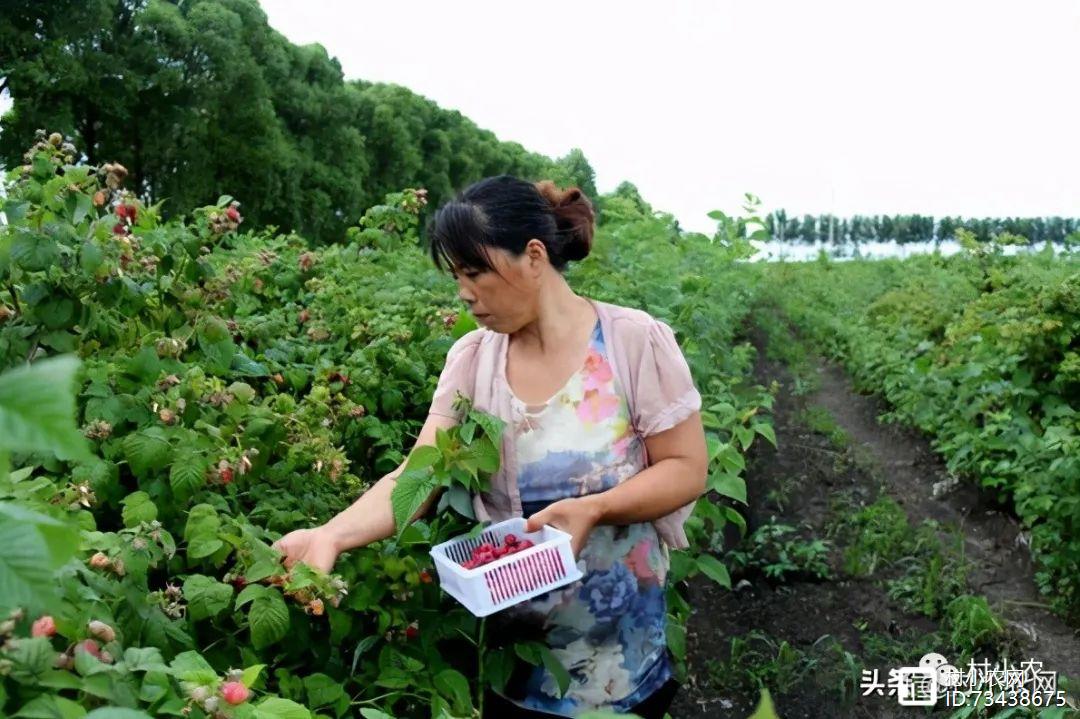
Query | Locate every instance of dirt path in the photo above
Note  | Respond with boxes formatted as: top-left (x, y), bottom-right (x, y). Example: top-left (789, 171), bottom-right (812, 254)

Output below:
top-left (666, 309), bottom-right (1080, 719)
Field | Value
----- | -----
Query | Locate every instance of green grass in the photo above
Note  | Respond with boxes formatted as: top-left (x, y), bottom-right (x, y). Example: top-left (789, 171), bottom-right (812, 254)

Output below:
top-left (795, 405), bottom-right (851, 449)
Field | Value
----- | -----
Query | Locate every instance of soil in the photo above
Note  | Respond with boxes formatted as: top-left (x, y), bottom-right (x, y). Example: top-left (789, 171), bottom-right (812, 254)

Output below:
top-left (665, 314), bottom-right (1080, 719)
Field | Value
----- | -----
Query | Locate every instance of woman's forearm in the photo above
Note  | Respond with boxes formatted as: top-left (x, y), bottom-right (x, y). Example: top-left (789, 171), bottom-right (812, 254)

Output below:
top-left (320, 465), bottom-right (441, 553)
top-left (583, 457), bottom-right (706, 526)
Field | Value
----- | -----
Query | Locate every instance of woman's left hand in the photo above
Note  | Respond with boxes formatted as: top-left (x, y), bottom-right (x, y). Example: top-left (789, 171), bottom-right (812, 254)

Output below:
top-left (524, 496), bottom-right (603, 559)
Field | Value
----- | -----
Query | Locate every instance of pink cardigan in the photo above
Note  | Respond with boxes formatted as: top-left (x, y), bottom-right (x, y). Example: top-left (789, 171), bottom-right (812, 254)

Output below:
top-left (428, 297), bottom-right (703, 550)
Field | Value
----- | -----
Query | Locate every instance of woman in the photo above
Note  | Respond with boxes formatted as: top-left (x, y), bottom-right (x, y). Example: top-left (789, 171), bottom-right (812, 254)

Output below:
top-left (273, 175), bottom-right (708, 718)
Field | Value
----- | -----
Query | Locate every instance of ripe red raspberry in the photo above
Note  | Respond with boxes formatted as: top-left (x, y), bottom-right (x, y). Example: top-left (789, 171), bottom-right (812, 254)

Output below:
top-left (517, 539), bottom-right (535, 550)
top-left (504, 533), bottom-right (519, 546)
top-left (226, 206), bottom-right (241, 222)
top-left (220, 680), bottom-right (250, 705)
top-left (419, 569), bottom-right (433, 584)
top-left (405, 624), bottom-right (419, 640)
top-left (218, 465), bottom-right (234, 484)
top-left (32, 615), bottom-right (56, 637)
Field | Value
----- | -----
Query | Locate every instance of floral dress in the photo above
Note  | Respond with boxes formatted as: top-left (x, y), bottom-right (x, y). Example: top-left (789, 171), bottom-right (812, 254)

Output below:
top-left (489, 317), bottom-right (673, 716)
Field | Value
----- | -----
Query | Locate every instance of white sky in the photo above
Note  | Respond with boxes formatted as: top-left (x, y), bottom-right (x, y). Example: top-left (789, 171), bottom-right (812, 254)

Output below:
top-left (4, 2), bottom-right (1078, 235)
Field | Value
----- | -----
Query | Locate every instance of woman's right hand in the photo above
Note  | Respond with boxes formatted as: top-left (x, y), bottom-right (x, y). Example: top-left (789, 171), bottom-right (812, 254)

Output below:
top-left (270, 526), bottom-right (341, 574)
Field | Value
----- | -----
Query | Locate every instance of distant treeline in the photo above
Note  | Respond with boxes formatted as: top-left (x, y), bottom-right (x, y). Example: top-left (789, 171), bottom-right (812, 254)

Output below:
top-left (0, 0), bottom-right (600, 244)
top-left (765, 210), bottom-right (1080, 245)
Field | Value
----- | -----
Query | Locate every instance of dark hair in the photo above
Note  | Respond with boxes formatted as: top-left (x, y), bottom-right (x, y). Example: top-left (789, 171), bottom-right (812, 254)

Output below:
top-left (425, 174), bottom-right (595, 275)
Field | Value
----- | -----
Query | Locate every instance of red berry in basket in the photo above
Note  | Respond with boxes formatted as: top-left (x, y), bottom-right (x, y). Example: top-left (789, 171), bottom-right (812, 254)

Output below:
top-left (504, 533), bottom-right (519, 546)
top-left (518, 539), bottom-right (534, 550)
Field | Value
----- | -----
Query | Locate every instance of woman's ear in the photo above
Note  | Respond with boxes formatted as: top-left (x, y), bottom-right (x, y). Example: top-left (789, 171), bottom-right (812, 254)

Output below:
top-left (526, 238), bottom-right (548, 272)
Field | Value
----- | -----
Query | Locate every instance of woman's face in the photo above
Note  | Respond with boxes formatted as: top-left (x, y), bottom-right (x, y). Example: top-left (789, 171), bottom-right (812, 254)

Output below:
top-left (451, 242), bottom-right (544, 333)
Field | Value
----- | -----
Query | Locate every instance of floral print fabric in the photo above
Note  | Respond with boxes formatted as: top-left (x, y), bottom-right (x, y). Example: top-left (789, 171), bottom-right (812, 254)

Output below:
top-left (492, 318), bottom-right (673, 716)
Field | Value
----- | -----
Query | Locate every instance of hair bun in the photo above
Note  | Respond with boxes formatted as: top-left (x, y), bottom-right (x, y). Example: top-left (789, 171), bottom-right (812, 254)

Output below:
top-left (534, 180), bottom-right (595, 262)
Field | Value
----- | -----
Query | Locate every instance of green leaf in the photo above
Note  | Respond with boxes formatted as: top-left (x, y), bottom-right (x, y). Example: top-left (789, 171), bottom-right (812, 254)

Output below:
top-left (708, 472), bottom-right (747, 504)
top-left (666, 621), bottom-right (687, 661)
top-left (241, 663), bottom-right (266, 689)
top-left (747, 688), bottom-right (780, 719)
top-left (483, 647), bottom-right (512, 694)
top-left (13, 693), bottom-right (88, 718)
top-left (450, 312), bottom-right (478, 339)
top-left (72, 193), bottom-right (93, 225)
top-left (696, 554), bottom-right (732, 588)
top-left (235, 583), bottom-right (269, 610)
top-left (10, 232), bottom-right (59, 272)
top-left (183, 574), bottom-right (234, 621)
top-left (445, 484), bottom-right (476, 520)
top-left (514, 641), bottom-right (542, 665)
top-left (468, 408), bottom-right (506, 445)
top-left (0, 502), bottom-right (79, 613)
top-left (249, 591), bottom-right (289, 649)
top-left (434, 668), bottom-right (472, 713)
top-left (122, 428), bottom-right (172, 479)
top-left (538, 646), bottom-right (571, 698)
top-left (390, 467), bottom-right (438, 537)
top-left (121, 647), bottom-right (168, 673)
top-left (184, 504), bottom-right (223, 561)
top-left (83, 703), bottom-right (154, 716)
top-left (120, 491), bottom-right (157, 528)
top-left (359, 710), bottom-right (394, 719)
top-left (734, 424), bottom-right (755, 451)
top-left (252, 697), bottom-right (311, 719)
top-left (302, 673), bottom-right (346, 708)
top-left (232, 353), bottom-right (269, 377)
top-left (7, 636), bottom-right (57, 682)
top-left (168, 650), bottom-right (218, 684)
top-left (752, 422), bottom-right (777, 448)
top-left (170, 451), bottom-right (208, 501)
top-left (404, 444), bottom-right (440, 471)
top-left (0, 356), bottom-right (92, 461)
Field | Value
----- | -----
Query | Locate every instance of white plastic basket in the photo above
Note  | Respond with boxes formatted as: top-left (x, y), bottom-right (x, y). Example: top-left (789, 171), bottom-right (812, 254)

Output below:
top-left (429, 517), bottom-right (584, 617)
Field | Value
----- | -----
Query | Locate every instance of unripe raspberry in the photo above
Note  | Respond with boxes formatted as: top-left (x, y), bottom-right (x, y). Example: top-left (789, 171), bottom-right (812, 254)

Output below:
top-left (89, 552), bottom-right (110, 569)
top-left (54, 652), bottom-right (73, 670)
top-left (188, 685), bottom-right (211, 703)
top-left (221, 681), bottom-right (250, 705)
top-left (87, 620), bottom-right (116, 643)
top-left (202, 695), bottom-right (220, 712)
top-left (32, 615), bottom-right (57, 637)
top-left (308, 598), bottom-right (324, 616)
